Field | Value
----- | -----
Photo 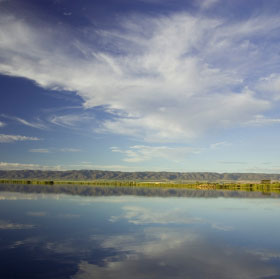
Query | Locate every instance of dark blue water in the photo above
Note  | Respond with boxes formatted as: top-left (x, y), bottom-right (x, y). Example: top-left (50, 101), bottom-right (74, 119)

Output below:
top-left (0, 186), bottom-right (280, 279)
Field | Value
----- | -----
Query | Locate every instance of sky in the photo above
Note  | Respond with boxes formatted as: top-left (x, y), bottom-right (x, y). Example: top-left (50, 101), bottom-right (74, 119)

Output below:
top-left (0, 0), bottom-right (280, 173)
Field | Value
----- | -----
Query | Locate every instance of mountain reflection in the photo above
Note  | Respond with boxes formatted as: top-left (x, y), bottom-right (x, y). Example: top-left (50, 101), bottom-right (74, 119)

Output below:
top-left (1, 183), bottom-right (280, 198)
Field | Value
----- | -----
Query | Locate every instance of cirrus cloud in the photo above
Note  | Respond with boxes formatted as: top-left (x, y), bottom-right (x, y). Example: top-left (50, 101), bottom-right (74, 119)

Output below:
top-left (0, 10), bottom-right (279, 142)
top-left (29, 148), bottom-right (50, 153)
top-left (0, 162), bottom-right (63, 170)
top-left (111, 145), bottom-right (202, 162)
top-left (0, 134), bottom-right (40, 143)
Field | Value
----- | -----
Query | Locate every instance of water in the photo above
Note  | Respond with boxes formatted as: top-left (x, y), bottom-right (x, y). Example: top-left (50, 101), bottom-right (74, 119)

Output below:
top-left (0, 185), bottom-right (280, 279)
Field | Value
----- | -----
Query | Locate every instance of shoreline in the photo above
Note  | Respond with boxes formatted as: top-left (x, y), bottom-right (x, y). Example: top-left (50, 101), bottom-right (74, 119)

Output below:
top-left (0, 179), bottom-right (280, 193)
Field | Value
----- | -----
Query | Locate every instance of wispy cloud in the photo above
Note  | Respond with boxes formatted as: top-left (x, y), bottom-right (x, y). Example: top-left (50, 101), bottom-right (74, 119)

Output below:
top-left (49, 114), bottom-right (93, 128)
top-left (60, 148), bottom-right (81, 152)
top-left (10, 117), bottom-right (46, 129)
top-left (28, 148), bottom-right (81, 153)
top-left (244, 166), bottom-right (280, 174)
top-left (0, 10), bottom-right (279, 142)
top-left (111, 145), bottom-right (202, 162)
top-left (29, 148), bottom-right (50, 153)
top-left (0, 121), bottom-right (5, 127)
top-left (0, 161), bottom-right (150, 171)
top-left (210, 141), bottom-right (231, 149)
top-left (0, 134), bottom-right (40, 143)
top-left (198, 0), bottom-right (220, 10)
top-left (256, 74), bottom-right (280, 101)
top-left (65, 162), bottom-right (162, 171)
top-left (1, 114), bottom-right (47, 129)
top-left (0, 162), bottom-right (64, 170)
top-left (219, 161), bottom-right (247, 165)
top-left (245, 115), bottom-right (280, 126)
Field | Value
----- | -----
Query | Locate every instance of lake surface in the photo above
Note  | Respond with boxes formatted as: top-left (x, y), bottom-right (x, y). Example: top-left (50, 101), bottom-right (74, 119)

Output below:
top-left (0, 185), bottom-right (280, 279)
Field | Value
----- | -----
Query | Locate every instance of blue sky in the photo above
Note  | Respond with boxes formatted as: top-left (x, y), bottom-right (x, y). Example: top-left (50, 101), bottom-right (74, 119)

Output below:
top-left (1, 0), bottom-right (280, 172)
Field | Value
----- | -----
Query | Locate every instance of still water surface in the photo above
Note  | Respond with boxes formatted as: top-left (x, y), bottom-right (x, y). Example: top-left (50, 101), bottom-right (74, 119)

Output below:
top-left (0, 185), bottom-right (280, 279)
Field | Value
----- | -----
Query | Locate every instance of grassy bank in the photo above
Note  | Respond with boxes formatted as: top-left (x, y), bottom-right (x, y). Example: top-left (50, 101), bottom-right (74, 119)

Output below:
top-left (0, 179), bottom-right (280, 193)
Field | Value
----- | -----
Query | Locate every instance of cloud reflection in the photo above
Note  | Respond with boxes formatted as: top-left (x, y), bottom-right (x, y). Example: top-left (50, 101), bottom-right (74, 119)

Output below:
top-left (0, 220), bottom-right (35, 230)
top-left (27, 211), bottom-right (47, 217)
top-left (110, 205), bottom-right (202, 225)
top-left (73, 228), bottom-right (280, 279)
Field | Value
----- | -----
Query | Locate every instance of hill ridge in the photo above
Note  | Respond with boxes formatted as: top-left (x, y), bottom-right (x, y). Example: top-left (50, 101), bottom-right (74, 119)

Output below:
top-left (0, 170), bottom-right (279, 181)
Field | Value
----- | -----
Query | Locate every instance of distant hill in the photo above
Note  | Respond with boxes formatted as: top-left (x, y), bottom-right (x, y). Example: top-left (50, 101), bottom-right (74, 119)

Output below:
top-left (0, 170), bottom-right (279, 182)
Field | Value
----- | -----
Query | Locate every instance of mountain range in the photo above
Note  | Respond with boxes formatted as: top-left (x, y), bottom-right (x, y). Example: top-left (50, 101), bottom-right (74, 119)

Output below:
top-left (0, 170), bottom-right (279, 182)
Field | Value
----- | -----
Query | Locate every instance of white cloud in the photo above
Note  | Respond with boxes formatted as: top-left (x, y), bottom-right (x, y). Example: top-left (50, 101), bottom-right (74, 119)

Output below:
top-left (0, 162), bottom-right (64, 170)
top-left (13, 117), bottom-right (46, 129)
top-left (60, 148), bottom-right (81, 152)
top-left (198, 0), bottom-right (220, 10)
top-left (0, 11), bottom-right (279, 142)
top-left (257, 74), bottom-right (280, 101)
top-left (64, 162), bottom-right (162, 171)
top-left (28, 148), bottom-right (81, 153)
top-left (1, 115), bottom-right (47, 129)
top-left (219, 161), bottom-right (247, 165)
top-left (49, 114), bottom-right (93, 127)
top-left (210, 141), bottom-right (231, 149)
top-left (245, 114), bottom-right (280, 126)
top-left (29, 148), bottom-right (50, 153)
top-left (0, 121), bottom-right (5, 127)
top-left (0, 134), bottom-right (40, 143)
top-left (244, 166), bottom-right (280, 174)
top-left (0, 161), bottom-right (154, 171)
top-left (111, 145), bottom-right (201, 162)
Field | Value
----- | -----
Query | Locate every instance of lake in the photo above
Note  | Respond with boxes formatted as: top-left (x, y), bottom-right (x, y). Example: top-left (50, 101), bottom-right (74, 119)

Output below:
top-left (0, 184), bottom-right (280, 279)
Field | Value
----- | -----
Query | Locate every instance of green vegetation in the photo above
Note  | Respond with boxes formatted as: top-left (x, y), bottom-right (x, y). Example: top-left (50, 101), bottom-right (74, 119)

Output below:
top-left (0, 179), bottom-right (280, 194)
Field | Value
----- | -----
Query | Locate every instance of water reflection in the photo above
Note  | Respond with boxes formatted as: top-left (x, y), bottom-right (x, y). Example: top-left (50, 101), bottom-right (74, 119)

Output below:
top-left (74, 229), bottom-right (280, 279)
top-left (1, 183), bottom-right (280, 198)
top-left (0, 187), bottom-right (279, 278)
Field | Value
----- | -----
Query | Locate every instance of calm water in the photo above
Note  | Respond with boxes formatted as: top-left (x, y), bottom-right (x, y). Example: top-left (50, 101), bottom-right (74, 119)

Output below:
top-left (0, 185), bottom-right (280, 279)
